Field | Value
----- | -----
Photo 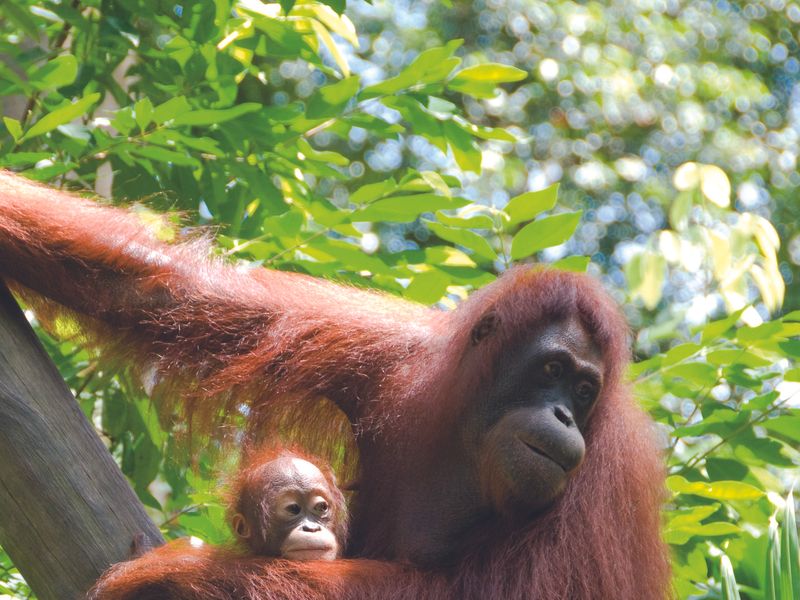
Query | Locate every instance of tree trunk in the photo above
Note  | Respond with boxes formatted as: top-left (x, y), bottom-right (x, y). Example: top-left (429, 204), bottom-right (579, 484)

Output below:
top-left (0, 282), bottom-right (163, 600)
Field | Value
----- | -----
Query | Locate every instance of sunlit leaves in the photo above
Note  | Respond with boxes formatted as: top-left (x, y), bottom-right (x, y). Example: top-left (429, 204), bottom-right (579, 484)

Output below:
top-left (720, 555), bottom-right (742, 600)
top-left (510, 211), bottom-right (581, 260)
top-left (404, 270), bottom-right (450, 304)
top-left (625, 249), bottom-right (666, 310)
top-left (447, 63), bottom-right (527, 98)
top-left (434, 211), bottom-right (494, 229)
top-left (351, 194), bottom-right (469, 223)
top-left (779, 492), bottom-right (800, 600)
top-left (20, 93), bottom-right (100, 141)
top-left (673, 162), bottom-right (731, 208)
top-left (552, 256), bottom-right (589, 272)
top-left (668, 476), bottom-right (764, 501)
top-left (3, 118), bottom-right (22, 143)
top-left (305, 76), bottom-right (359, 119)
top-left (28, 55), bottom-right (78, 91)
top-left (361, 39), bottom-right (463, 98)
top-left (504, 184), bottom-right (559, 228)
top-left (425, 221), bottom-right (496, 262)
top-left (172, 103), bottom-right (262, 126)
top-left (442, 120), bottom-right (481, 173)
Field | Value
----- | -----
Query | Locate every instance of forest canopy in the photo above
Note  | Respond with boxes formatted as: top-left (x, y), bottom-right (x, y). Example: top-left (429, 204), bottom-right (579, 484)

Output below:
top-left (1, 1), bottom-right (800, 598)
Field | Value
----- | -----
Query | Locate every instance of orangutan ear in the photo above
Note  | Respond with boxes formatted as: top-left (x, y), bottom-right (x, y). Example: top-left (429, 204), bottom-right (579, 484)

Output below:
top-left (471, 311), bottom-right (500, 346)
top-left (231, 513), bottom-right (251, 539)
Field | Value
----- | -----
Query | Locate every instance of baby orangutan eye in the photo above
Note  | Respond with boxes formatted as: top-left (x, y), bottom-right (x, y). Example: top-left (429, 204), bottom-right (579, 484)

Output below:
top-left (285, 503), bottom-right (301, 516)
top-left (314, 501), bottom-right (329, 515)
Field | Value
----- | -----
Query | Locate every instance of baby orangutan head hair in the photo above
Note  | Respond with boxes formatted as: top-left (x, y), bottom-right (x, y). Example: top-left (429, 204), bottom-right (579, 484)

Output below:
top-left (227, 447), bottom-right (348, 561)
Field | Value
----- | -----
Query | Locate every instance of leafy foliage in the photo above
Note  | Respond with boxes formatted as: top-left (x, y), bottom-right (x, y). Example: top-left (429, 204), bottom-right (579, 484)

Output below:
top-left (0, 2), bottom-right (799, 599)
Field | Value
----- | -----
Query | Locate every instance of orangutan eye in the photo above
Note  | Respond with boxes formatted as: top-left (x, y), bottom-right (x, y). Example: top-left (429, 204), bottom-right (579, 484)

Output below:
top-left (285, 503), bottom-right (301, 516)
top-left (543, 361), bottom-right (563, 380)
top-left (575, 381), bottom-right (596, 404)
top-left (315, 501), bottom-right (329, 515)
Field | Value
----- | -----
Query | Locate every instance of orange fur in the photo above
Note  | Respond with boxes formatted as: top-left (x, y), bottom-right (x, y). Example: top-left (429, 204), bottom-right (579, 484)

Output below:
top-left (0, 172), bottom-right (670, 599)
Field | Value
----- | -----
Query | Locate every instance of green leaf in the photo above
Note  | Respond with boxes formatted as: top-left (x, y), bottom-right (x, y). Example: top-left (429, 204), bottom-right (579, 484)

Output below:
top-left (629, 354), bottom-right (661, 378)
top-left (721, 555), bottom-right (742, 600)
top-left (0, 152), bottom-right (51, 167)
top-left (784, 368), bottom-right (800, 382)
top-left (737, 321), bottom-right (783, 342)
top-left (706, 349), bottom-right (770, 368)
top-left (510, 211), bottom-right (582, 260)
top-left (134, 98), bottom-right (154, 131)
top-left (29, 55), bottom-right (78, 90)
top-left (700, 309), bottom-right (744, 343)
top-left (670, 191), bottom-right (693, 231)
top-left (766, 519), bottom-right (781, 600)
top-left (443, 119), bottom-right (481, 173)
top-left (404, 270), bottom-right (450, 304)
top-left (321, 0), bottom-right (345, 13)
top-left (747, 391), bottom-right (779, 410)
top-left (778, 340), bottom-right (800, 359)
top-left (349, 179), bottom-right (397, 205)
top-left (448, 63), bottom-right (527, 97)
top-left (451, 63), bottom-right (527, 84)
top-left (665, 522), bottom-right (741, 545)
top-left (434, 211), bottom-right (494, 229)
top-left (781, 491), bottom-right (800, 600)
top-left (381, 96), bottom-right (447, 151)
top-left (663, 343), bottom-right (702, 366)
top-left (352, 194), bottom-right (469, 223)
top-left (361, 40), bottom-right (463, 98)
top-left (504, 184), bottom-right (560, 227)
top-left (3, 117), bottom-right (23, 142)
top-left (552, 256), bottom-right (589, 272)
top-left (280, 0), bottom-right (296, 13)
top-left (628, 250), bottom-right (666, 310)
top-left (130, 145), bottom-right (200, 166)
top-left (421, 171), bottom-right (451, 197)
top-left (306, 76), bottom-right (360, 119)
top-left (172, 103), bottom-right (261, 126)
top-left (21, 93), bottom-right (101, 141)
top-left (152, 96), bottom-right (192, 124)
top-left (446, 79), bottom-right (498, 99)
top-left (672, 407), bottom-right (747, 437)
top-left (667, 476), bottom-right (764, 500)
top-left (668, 504), bottom-right (721, 528)
top-left (458, 120), bottom-right (518, 142)
top-left (425, 221), bottom-right (496, 261)
top-left (22, 162), bottom-right (77, 181)
top-left (296, 138), bottom-right (349, 166)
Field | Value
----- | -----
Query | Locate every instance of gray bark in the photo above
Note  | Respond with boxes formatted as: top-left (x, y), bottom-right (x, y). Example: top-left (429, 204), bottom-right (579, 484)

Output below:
top-left (0, 282), bottom-right (163, 599)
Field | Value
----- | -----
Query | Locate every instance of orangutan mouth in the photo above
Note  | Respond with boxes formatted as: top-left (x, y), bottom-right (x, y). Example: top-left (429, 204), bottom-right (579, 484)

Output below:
top-left (521, 441), bottom-right (566, 472)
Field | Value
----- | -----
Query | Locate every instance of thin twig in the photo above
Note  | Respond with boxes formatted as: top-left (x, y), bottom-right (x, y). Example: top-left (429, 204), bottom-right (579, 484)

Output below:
top-left (677, 388), bottom-right (800, 475)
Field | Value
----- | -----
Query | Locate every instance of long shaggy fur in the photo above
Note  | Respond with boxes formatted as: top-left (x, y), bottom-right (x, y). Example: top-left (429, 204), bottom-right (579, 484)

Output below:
top-left (0, 171), bottom-right (670, 599)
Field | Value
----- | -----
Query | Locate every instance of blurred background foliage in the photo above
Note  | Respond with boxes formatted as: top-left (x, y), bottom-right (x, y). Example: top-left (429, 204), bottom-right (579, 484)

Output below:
top-left (1, 0), bottom-right (799, 598)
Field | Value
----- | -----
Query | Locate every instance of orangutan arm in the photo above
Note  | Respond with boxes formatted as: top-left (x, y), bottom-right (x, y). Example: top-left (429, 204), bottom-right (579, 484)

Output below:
top-left (0, 171), bottom-right (431, 421)
top-left (86, 541), bottom-right (442, 600)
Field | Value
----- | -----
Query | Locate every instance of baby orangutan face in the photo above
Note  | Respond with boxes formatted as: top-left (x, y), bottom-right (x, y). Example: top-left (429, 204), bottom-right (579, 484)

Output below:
top-left (231, 456), bottom-right (346, 561)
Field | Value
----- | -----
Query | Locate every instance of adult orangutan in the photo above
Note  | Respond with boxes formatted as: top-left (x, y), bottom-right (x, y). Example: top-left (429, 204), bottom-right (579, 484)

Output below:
top-left (0, 171), bottom-right (670, 599)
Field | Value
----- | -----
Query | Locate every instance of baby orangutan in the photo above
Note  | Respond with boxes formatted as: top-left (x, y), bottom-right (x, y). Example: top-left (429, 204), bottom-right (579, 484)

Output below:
top-left (90, 448), bottom-right (349, 599)
top-left (228, 447), bottom-right (348, 561)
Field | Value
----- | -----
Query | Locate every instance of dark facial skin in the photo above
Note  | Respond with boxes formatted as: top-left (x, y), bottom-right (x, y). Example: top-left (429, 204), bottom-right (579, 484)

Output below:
top-left (474, 315), bottom-right (604, 518)
top-left (381, 315), bottom-right (604, 565)
top-left (231, 457), bottom-right (340, 561)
